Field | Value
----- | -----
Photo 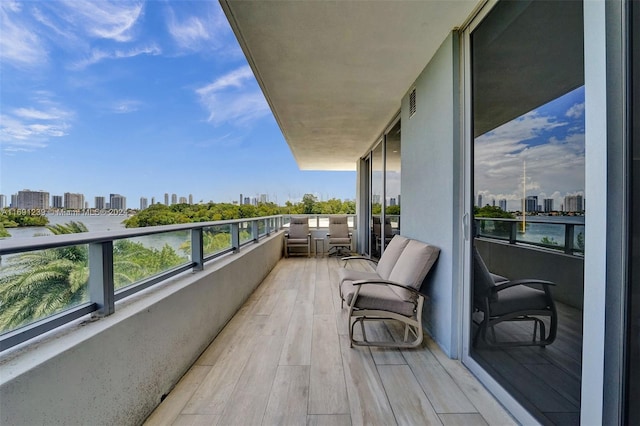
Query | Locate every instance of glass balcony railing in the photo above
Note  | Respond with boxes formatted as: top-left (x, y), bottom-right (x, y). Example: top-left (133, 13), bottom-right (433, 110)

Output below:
top-left (475, 217), bottom-right (585, 255)
top-left (0, 215), bottom-right (284, 351)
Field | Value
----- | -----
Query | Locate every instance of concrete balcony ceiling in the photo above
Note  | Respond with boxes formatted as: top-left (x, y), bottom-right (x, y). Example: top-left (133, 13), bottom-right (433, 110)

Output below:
top-left (220, 0), bottom-right (480, 171)
top-left (221, 0), bottom-right (584, 170)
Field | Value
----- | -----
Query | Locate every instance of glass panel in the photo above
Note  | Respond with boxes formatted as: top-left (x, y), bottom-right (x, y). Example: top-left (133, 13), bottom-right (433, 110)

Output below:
top-left (239, 222), bottom-right (253, 245)
top-left (116, 231), bottom-right (190, 289)
top-left (371, 141), bottom-right (384, 258)
top-left (470, 1), bottom-right (584, 424)
top-left (202, 225), bottom-right (233, 256)
top-left (627, 2), bottom-right (640, 423)
top-left (0, 245), bottom-right (90, 334)
top-left (386, 120), bottom-right (401, 241)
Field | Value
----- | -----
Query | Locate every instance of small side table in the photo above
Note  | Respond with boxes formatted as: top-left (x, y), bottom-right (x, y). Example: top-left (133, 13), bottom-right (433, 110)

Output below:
top-left (314, 238), bottom-right (324, 257)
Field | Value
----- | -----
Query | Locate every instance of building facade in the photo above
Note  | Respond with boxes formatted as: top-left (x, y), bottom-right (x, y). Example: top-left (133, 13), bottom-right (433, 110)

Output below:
top-left (16, 190), bottom-right (49, 209)
top-left (63, 193), bottom-right (84, 210)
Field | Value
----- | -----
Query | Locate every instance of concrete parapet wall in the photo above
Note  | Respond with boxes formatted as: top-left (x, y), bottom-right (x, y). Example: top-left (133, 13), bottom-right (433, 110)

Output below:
top-left (475, 238), bottom-right (584, 310)
top-left (0, 232), bottom-right (284, 425)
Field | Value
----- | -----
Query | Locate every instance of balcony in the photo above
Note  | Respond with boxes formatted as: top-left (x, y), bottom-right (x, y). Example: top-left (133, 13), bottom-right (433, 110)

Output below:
top-left (0, 215), bottom-right (513, 425)
top-left (145, 255), bottom-right (514, 426)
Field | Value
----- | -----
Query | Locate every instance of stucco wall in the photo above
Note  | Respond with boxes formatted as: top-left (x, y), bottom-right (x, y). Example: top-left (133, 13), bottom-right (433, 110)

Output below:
top-left (401, 32), bottom-right (462, 357)
top-left (0, 233), bottom-right (284, 425)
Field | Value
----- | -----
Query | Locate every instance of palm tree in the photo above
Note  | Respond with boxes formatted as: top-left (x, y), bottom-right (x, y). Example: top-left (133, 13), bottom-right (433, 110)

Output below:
top-left (0, 222), bottom-right (90, 331)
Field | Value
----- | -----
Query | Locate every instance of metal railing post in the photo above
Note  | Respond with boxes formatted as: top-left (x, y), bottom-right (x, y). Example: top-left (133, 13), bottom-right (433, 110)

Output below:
top-left (509, 221), bottom-right (517, 244)
top-left (252, 220), bottom-right (260, 242)
top-left (564, 223), bottom-right (575, 254)
top-left (191, 228), bottom-right (204, 271)
top-left (89, 241), bottom-right (115, 316)
top-left (231, 223), bottom-right (240, 253)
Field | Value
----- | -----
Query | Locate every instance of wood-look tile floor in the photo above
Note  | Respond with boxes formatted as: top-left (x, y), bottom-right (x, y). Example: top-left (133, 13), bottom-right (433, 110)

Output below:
top-left (144, 257), bottom-right (515, 426)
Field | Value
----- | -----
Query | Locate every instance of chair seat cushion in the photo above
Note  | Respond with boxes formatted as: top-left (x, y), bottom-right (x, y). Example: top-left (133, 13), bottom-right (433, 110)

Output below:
top-left (491, 285), bottom-right (550, 316)
top-left (341, 280), bottom-right (416, 317)
top-left (491, 273), bottom-right (508, 283)
top-left (329, 238), bottom-right (351, 244)
top-left (287, 238), bottom-right (309, 244)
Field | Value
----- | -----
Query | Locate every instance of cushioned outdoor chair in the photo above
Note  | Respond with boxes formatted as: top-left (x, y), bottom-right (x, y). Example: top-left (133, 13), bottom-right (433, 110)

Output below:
top-left (327, 215), bottom-right (352, 256)
top-left (284, 216), bottom-right (311, 257)
top-left (338, 235), bottom-right (440, 348)
top-left (473, 246), bottom-right (557, 347)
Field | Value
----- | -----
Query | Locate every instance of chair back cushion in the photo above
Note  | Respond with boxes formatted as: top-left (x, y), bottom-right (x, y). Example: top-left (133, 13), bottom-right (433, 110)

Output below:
top-left (376, 235), bottom-right (410, 279)
top-left (387, 240), bottom-right (440, 302)
top-left (473, 246), bottom-right (499, 303)
top-left (288, 216), bottom-right (309, 239)
top-left (328, 215), bottom-right (349, 238)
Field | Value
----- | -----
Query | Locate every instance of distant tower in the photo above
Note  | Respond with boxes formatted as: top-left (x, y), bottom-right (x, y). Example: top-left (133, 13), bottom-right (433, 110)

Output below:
top-left (140, 197), bottom-right (148, 210)
top-left (171, 193), bottom-right (177, 205)
top-left (499, 199), bottom-right (507, 211)
top-left (52, 195), bottom-right (64, 208)
top-left (543, 198), bottom-right (554, 213)
top-left (17, 189), bottom-right (49, 209)
top-left (95, 196), bottom-right (105, 210)
top-left (240, 193), bottom-right (243, 205)
top-left (188, 194), bottom-right (193, 205)
top-left (477, 194), bottom-right (483, 207)
top-left (164, 193), bottom-right (169, 205)
top-left (0, 194), bottom-right (5, 208)
top-left (151, 196), bottom-right (156, 205)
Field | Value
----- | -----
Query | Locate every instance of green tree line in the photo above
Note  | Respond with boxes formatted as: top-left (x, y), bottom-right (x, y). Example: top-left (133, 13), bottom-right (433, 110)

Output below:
top-left (124, 195), bottom-right (356, 228)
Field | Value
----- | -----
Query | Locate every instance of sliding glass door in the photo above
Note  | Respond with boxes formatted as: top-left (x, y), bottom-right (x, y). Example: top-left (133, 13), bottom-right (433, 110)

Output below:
top-left (466, 1), bottom-right (585, 424)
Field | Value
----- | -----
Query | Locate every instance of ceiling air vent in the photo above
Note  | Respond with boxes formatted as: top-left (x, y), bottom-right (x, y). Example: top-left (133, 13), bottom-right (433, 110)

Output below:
top-left (409, 87), bottom-right (416, 118)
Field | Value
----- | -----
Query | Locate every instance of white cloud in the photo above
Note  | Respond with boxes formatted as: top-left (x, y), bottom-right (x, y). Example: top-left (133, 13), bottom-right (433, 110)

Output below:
top-left (566, 102), bottom-right (585, 119)
top-left (196, 66), bottom-right (270, 126)
top-left (0, 101), bottom-right (73, 152)
top-left (72, 45), bottom-right (161, 69)
top-left (166, 4), bottom-right (229, 53)
top-left (57, 0), bottom-right (144, 42)
top-left (111, 100), bottom-right (142, 114)
top-left (0, 2), bottom-right (48, 68)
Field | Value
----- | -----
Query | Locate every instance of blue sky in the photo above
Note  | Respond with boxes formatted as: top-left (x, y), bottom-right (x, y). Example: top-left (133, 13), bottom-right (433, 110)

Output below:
top-left (474, 86), bottom-right (585, 212)
top-left (0, 0), bottom-right (356, 207)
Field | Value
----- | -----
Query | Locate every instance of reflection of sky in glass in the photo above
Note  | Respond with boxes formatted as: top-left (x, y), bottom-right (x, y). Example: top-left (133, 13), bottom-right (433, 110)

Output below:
top-left (474, 86), bottom-right (585, 212)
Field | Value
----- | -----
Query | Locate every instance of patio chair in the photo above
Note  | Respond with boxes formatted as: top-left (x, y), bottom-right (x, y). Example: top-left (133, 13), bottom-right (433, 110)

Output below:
top-left (338, 235), bottom-right (440, 348)
top-left (326, 215), bottom-right (352, 256)
top-left (473, 246), bottom-right (557, 347)
top-left (373, 216), bottom-right (394, 256)
top-left (284, 216), bottom-right (311, 257)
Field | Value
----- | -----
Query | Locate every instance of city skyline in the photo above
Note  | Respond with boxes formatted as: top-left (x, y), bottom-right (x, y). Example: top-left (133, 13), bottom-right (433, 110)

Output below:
top-left (0, 1), bottom-right (356, 205)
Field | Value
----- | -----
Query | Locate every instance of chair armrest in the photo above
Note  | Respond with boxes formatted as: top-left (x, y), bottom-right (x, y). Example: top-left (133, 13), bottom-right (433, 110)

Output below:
top-left (351, 279), bottom-right (427, 299)
top-left (341, 255), bottom-right (378, 265)
top-left (494, 279), bottom-right (555, 292)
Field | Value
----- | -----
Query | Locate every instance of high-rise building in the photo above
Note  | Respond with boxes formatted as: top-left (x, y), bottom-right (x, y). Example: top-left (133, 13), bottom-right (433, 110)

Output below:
top-left (543, 198), bottom-right (554, 212)
top-left (179, 196), bottom-right (187, 204)
top-left (16, 190), bottom-right (49, 209)
top-left (0, 194), bottom-right (5, 209)
top-left (95, 196), bottom-right (105, 210)
top-left (10, 194), bottom-right (17, 208)
top-left (564, 194), bottom-right (584, 212)
top-left (477, 194), bottom-right (483, 207)
top-left (499, 199), bottom-right (507, 211)
top-left (188, 194), bottom-right (193, 205)
top-left (51, 195), bottom-right (63, 208)
top-left (151, 197), bottom-right (156, 205)
top-left (140, 197), bottom-right (148, 210)
top-left (390, 198), bottom-right (397, 206)
top-left (110, 194), bottom-right (126, 210)
top-left (244, 197), bottom-right (250, 205)
top-left (64, 192), bottom-right (85, 209)
top-left (240, 194), bottom-right (244, 205)
top-left (164, 193), bottom-right (169, 205)
top-left (260, 194), bottom-right (268, 203)
top-left (171, 193), bottom-right (177, 205)
top-left (524, 195), bottom-right (538, 212)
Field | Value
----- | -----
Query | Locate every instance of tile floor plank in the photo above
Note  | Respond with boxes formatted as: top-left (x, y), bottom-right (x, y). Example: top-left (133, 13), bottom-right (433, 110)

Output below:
top-left (262, 365), bottom-right (310, 426)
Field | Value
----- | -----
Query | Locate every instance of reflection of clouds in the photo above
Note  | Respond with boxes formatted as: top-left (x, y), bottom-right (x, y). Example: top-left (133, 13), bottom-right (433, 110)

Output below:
top-left (475, 110), bottom-right (584, 211)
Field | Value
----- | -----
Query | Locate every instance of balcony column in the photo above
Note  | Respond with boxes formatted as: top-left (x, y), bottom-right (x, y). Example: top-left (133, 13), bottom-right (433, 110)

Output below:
top-left (252, 220), bottom-right (260, 242)
top-left (231, 223), bottom-right (240, 253)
